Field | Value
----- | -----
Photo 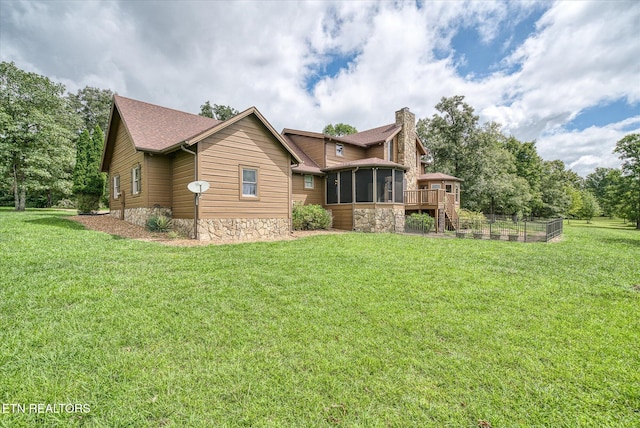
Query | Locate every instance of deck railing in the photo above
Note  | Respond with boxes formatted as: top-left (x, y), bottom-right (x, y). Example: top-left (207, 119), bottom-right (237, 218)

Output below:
top-left (404, 189), bottom-right (444, 206)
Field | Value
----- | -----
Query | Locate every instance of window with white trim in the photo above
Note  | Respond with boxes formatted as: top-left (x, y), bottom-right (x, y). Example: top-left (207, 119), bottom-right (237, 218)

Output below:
top-left (335, 143), bottom-right (344, 157)
top-left (304, 174), bottom-right (314, 189)
top-left (131, 166), bottom-right (141, 195)
top-left (430, 183), bottom-right (441, 190)
top-left (241, 167), bottom-right (258, 197)
top-left (113, 175), bottom-right (120, 199)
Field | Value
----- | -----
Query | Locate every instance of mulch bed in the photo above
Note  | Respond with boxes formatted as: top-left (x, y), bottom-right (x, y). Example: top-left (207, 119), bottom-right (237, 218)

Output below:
top-left (68, 213), bottom-right (344, 246)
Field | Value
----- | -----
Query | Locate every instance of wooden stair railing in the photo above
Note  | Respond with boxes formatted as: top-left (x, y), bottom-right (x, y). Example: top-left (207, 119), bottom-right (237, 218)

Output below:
top-left (444, 193), bottom-right (458, 230)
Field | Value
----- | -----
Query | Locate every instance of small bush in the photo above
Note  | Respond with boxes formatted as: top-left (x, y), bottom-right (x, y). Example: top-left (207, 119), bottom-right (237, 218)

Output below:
top-left (54, 198), bottom-right (76, 209)
top-left (77, 194), bottom-right (101, 214)
top-left (458, 209), bottom-right (485, 230)
top-left (292, 203), bottom-right (331, 230)
top-left (147, 215), bottom-right (173, 232)
top-left (407, 213), bottom-right (434, 233)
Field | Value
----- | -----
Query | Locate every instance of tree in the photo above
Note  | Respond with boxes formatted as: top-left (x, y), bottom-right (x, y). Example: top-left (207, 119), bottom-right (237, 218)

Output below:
top-left (504, 137), bottom-right (544, 213)
top-left (535, 160), bottom-right (573, 218)
top-left (323, 123), bottom-right (358, 137)
top-left (567, 187), bottom-right (583, 219)
top-left (585, 167), bottom-right (620, 217)
top-left (67, 86), bottom-right (114, 134)
top-left (417, 95), bottom-right (479, 178)
top-left (200, 101), bottom-right (239, 121)
top-left (199, 101), bottom-right (214, 118)
top-left (614, 133), bottom-right (640, 229)
top-left (578, 190), bottom-right (600, 223)
top-left (72, 125), bottom-right (105, 213)
top-left (0, 62), bottom-right (78, 210)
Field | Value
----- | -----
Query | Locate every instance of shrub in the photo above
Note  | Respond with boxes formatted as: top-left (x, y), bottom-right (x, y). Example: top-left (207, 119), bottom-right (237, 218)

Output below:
top-left (458, 209), bottom-right (485, 230)
top-left (407, 213), bottom-right (434, 233)
top-left (54, 198), bottom-right (76, 209)
top-left (292, 203), bottom-right (331, 230)
top-left (77, 194), bottom-right (101, 214)
top-left (147, 215), bottom-right (173, 232)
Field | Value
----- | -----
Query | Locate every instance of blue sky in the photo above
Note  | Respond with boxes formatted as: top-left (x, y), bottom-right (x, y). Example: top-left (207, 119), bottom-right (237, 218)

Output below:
top-left (1, 0), bottom-right (639, 177)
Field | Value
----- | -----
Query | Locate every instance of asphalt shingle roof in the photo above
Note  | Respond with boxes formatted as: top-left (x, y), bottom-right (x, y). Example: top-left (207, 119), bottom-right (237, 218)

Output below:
top-left (114, 95), bottom-right (221, 152)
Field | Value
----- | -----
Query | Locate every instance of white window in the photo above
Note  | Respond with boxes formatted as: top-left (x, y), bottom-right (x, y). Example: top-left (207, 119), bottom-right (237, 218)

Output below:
top-left (335, 143), bottom-right (344, 157)
top-left (113, 175), bottom-right (120, 199)
top-left (387, 139), bottom-right (394, 162)
top-left (304, 174), bottom-right (314, 189)
top-left (241, 167), bottom-right (258, 197)
top-left (131, 166), bottom-right (141, 195)
top-left (431, 183), bottom-right (441, 190)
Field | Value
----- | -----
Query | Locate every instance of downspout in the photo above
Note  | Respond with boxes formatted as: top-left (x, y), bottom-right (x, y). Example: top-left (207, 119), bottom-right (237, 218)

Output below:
top-left (181, 144), bottom-right (198, 239)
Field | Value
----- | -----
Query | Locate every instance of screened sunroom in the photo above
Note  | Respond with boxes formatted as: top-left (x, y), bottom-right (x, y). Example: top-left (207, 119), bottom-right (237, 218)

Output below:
top-left (323, 159), bottom-right (407, 231)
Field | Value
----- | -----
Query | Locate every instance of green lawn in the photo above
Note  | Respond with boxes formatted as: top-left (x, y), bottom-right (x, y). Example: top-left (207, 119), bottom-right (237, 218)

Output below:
top-left (1, 210), bottom-right (638, 427)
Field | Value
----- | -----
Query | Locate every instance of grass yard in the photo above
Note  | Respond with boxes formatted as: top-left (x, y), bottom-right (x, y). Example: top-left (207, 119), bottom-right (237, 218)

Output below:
top-left (0, 210), bottom-right (638, 427)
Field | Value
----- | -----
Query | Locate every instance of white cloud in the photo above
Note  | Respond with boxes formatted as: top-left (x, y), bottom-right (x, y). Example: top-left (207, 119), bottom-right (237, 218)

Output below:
top-left (1, 0), bottom-right (638, 176)
top-left (537, 116), bottom-right (640, 176)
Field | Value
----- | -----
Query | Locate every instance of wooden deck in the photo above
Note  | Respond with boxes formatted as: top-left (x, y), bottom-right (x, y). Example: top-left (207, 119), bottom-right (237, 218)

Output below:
top-left (404, 189), bottom-right (459, 231)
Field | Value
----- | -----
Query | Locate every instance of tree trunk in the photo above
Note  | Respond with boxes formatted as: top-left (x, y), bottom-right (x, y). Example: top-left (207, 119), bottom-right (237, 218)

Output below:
top-left (16, 187), bottom-right (26, 211)
top-left (13, 164), bottom-right (26, 211)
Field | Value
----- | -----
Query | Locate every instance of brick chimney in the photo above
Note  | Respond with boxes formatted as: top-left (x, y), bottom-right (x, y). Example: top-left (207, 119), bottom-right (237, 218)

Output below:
top-left (395, 107), bottom-right (418, 191)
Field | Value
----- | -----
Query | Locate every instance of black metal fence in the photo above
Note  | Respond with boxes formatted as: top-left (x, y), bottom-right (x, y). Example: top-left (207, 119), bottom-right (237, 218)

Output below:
top-left (404, 214), bottom-right (434, 234)
top-left (454, 215), bottom-right (563, 242)
top-left (405, 214), bottom-right (564, 242)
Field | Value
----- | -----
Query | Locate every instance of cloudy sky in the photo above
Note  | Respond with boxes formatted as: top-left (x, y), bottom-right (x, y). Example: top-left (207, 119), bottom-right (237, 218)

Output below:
top-left (1, 0), bottom-right (639, 177)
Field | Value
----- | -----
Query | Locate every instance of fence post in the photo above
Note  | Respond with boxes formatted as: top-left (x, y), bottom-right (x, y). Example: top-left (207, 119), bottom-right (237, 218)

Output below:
top-left (524, 220), bottom-right (527, 243)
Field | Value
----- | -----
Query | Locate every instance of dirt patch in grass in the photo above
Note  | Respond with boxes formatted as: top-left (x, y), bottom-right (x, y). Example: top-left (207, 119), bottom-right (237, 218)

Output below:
top-left (69, 213), bottom-right (345, 246)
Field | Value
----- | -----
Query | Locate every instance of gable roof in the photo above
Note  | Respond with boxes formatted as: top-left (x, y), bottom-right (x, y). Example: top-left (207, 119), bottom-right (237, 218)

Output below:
top-left (418, 173), bottom-right (464, 182)
top-left (328, 123), bottom-right (402, 147)
top-left (110, 95), bottom-right (222, 152)
top-left (101, 95), bottom-right (301, 171)
top-left (187, 106), bottom-right (301, 164)
top-left (281, 133), bottom-right (323, 175)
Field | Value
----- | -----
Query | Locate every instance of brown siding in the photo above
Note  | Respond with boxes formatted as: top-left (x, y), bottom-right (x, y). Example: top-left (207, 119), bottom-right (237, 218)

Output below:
top-left (171, 150), bottom-right (195, 219)
top-left (287, 134), bottom-right (325, 167)
top-left (366, 143), bottom-right (385, 160)
top-left (292, 174), bottom-right (324, 205)
top-left (326, 141), bottom-right (366, 167)
top-left (146, 155), bottom-right (171, 207)
top-left (327, 204), bottom-right (353, 230)
top-left (197, 115), bottom-right (291, 219)
top-left (108, 116), bottom-right (145, 210)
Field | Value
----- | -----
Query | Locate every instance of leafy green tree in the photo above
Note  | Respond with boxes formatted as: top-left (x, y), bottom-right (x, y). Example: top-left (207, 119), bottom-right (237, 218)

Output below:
top-left (578, 190), bottom-right (600, 223)
top-left (418, 98), bottom-right (532, 214)
top-left (535, 160), bottom-right (573, 218)
top-left (504, 137), bottom-right (544, 213)
top-left (199, 101), bottom-right (239, 121)
top-left (614, 133), bottom-right (640, 229)
top-left (567, 187), bottom-right (583, 219)
top-left (199, 100), bottom-right (214, 118)
top-left (0, 61), bottom-right (78, 210)
top-left (67, 86), bottom-right (114, 134)
top-left (417, 95), bottom-right (479, 178)
top-left (323, 123), bottom-right (358, 137)
top-left (73, 125), bottom-right (105, 213)
top-left (585, 167), bottom-right (620, 217)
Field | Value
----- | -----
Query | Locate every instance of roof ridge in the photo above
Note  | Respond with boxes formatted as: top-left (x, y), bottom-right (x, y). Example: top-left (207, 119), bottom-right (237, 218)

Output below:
top-left (114, 94), bottom-right (221, 123)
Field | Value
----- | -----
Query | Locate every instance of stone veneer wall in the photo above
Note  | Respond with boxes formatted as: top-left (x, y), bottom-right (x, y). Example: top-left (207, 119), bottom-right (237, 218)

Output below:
top-left (395, 107), bottom-right (419, 191)
top-left (353, 207), bottom-right (405, 233)
top-left (197, 217), bottom-right (291, 242)
top-left (109, 207), bottom-right (171, 228)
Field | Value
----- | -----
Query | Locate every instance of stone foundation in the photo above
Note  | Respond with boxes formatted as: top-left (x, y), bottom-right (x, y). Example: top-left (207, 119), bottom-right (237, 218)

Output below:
top-left (353, 207), bottom-right (405, 233)
top-left (172, 218), bottom-right (197, 239)
top-left (197, 217), bottom-right (291, 242)
top-left (109, 207), bottom-right (171, 228)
